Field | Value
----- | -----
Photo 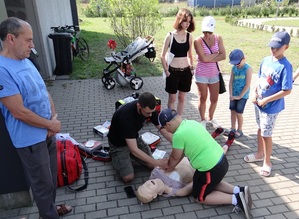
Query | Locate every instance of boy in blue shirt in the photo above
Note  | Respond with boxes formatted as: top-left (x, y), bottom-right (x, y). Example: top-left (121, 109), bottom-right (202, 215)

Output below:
top-left (221, 49), bottom-right (252, 153)
top-left (244, 31), bottom-right (293, 177)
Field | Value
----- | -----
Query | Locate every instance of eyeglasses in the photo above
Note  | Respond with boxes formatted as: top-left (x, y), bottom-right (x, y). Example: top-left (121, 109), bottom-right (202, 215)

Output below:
top-left (203, 31), bottom-right (212, 34)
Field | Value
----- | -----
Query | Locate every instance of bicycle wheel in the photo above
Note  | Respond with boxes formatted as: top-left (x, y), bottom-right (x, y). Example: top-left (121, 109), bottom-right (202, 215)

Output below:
top-left (76, 38), bottom-right (89, 61)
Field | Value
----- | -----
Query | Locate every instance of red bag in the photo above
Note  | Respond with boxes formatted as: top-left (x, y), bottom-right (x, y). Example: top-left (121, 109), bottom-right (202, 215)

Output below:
top-left (56, 140), bottom-right (88, 191)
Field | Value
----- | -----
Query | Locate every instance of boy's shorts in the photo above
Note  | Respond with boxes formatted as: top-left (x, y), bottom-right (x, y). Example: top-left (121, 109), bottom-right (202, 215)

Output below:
top-left (192, 155), bottom-right (228, 202)
top-left (165, 67), bottom-right (193, 94)
top-left (255, 105), bottom-right (278, 137)
top-left (229, 98), bottom-right (248, 114)
top-left (108, 137), bottom-right (152, 177)
top-left (195, 75), bottom-right (219, 84)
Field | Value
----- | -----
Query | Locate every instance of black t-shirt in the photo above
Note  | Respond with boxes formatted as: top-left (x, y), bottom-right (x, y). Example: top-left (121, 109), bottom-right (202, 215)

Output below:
top-left (107, 100), bottom-right (159, 147)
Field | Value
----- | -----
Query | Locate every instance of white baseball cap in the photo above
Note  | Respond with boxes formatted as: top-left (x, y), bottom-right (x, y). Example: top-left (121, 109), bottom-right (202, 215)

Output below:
top-left (201, 16), bottom-right (216, 32)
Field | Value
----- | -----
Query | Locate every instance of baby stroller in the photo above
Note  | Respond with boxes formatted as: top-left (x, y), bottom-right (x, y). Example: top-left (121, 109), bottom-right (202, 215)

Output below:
top-left (102, 36), bottom-right (156, 90)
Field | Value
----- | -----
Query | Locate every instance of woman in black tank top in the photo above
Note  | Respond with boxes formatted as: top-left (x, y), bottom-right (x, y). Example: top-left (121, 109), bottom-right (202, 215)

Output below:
top-left (160, 8), bottom-right (195, 116)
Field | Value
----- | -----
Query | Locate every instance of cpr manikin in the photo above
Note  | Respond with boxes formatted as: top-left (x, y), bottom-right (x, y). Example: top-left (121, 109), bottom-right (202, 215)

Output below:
top-left (136, 157), bottom-right (195, 203)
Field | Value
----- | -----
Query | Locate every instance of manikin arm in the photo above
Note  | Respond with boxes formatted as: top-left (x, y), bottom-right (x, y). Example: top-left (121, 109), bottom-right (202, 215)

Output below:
top-left (174, 182), bottom-right (193, 196)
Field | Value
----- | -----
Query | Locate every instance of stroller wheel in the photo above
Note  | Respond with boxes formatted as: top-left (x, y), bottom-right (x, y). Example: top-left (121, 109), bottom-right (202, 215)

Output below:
top-left (102, 76), bottom-right (116, 90)
top-left (130, 77), bottom-right (143, 90)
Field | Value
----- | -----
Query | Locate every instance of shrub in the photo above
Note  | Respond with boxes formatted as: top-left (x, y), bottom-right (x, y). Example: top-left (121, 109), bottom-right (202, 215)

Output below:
top-left (261, 7), bottom-right (270, 17)
top-left (100, 0), bottom-right (163, 48)
top-left (219, 6), bottom-right (231, 16)
top-left (83, 0), bottom-right (101, 17)
top-left (160, 7), bottom-right (179, 17)
top-left (197, 6), bottom-right (210, 17)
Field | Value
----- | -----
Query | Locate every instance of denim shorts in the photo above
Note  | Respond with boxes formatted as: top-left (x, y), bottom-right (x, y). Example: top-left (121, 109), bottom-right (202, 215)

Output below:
top-left (195, 75), bottom-right (219, 84)
top-left (229, 98), bottom-right (248, 114)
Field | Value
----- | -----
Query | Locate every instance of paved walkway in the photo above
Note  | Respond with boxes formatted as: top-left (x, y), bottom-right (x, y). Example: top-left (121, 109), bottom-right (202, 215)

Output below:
top-left (1, 74), bottom-right (299, 219)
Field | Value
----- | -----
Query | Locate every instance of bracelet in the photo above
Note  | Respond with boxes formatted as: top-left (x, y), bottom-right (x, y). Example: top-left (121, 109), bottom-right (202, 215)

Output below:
top-left (189, 66), bottom-right (194, 70)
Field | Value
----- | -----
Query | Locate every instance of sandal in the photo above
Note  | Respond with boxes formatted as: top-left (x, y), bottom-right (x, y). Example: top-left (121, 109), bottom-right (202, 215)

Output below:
top-left (56, 204), bottom-right (72, 216)
top-left (235, 130), bottom-right (243, 138)
top-left (260, 164), bottom-right (272, 177)
top-left (244, 154), bottom-right (264, 163)
top-left (223, 128), bottom-right (235, 136)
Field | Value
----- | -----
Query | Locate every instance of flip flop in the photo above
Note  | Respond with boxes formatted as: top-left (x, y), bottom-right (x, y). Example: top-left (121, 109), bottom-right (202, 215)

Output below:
top-left (244, 154), bottom-right (264, 163)
top-left (56, 204), bottom-right (72, 216)
top-left (260, 164), bottom-right (272, 177)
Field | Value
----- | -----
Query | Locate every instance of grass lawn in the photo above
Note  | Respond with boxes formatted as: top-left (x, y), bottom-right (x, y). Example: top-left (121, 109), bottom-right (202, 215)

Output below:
top-left (263, 19), bottom-right (299, 27)
top-left (71, 15), bottom-right (299, 79)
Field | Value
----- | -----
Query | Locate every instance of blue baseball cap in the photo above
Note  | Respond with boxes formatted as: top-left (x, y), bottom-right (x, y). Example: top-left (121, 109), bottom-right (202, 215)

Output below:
top-left (158, 108), bottom-right (178, 127)
top-left (267, 31), bottom-right (290, 48)
top-left (229, 49), bottom-right (244, 65)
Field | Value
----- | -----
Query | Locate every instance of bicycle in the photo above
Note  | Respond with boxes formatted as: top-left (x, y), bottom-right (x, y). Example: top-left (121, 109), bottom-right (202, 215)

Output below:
top-left (50, 25), bottom-right (89, 61)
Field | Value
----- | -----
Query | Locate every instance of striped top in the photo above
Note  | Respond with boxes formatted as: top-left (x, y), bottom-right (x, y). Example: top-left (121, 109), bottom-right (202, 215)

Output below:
top-left (195, 35), bottom-right (220, 78)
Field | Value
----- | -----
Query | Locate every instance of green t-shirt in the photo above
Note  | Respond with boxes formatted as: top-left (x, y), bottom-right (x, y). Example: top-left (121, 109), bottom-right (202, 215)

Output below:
top-left (172, 120), bottom-right (224, 171)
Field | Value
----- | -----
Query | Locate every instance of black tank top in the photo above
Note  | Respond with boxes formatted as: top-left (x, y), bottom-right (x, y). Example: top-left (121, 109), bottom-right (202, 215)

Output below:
top-left (170, 32), bottom-right (190, 58)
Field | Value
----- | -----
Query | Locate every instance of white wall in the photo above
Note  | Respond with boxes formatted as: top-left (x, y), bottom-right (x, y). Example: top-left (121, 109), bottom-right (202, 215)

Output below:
top-left (0, 0), bottom-right (8, 23)
top-left (34, 0), bottom-right (73, 78)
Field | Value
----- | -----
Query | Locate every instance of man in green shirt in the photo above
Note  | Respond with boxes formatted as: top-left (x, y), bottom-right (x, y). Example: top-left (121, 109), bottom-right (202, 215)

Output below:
top-left (158, 108), bottom-right (252, 219)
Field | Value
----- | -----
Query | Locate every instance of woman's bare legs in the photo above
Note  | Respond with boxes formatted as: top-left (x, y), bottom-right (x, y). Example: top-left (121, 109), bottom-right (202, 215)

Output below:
top-left (167, 92), bottom-right (187, 116)
top-left (207, 82), bottom-right (219, 121)
top-left (167, 93), bottom-right (176, 111)
top-left (196, 82), bottom-right (208, 121)
top-left (177, 91), bottom-right (187, 116)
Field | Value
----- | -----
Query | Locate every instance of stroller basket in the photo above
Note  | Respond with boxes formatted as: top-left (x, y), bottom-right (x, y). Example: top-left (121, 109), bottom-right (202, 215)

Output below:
top-left (102, 36), bottom-right (155, 90)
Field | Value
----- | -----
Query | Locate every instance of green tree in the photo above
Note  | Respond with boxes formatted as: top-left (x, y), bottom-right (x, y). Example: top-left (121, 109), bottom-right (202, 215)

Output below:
top-left (101, 0), bottom-right (163, 48)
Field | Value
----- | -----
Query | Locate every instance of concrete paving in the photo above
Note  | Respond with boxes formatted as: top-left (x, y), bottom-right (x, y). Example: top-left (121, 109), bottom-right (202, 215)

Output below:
top-left (1, 73), bottom-right (299, 219)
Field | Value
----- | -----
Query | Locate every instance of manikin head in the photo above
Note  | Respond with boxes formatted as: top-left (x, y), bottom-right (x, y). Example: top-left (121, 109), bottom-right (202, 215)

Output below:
top-left (136, 178), bottom-right (165, 204)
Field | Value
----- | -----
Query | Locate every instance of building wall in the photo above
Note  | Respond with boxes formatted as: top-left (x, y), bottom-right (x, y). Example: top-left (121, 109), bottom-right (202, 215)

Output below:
top-left (34, 0), bottom-right (73, 78)
top-left (188, 0), bottom-right (242, 8)
top-left (0, 0), bottom-right (74, 78)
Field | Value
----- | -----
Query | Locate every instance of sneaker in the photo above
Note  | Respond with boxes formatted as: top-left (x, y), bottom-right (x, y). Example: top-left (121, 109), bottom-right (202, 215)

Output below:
top-left (240, 186), bottom-right (252, 210)
top-left (207, 119), bottom-right (220, 128)
top-left (211, 127), bottom-right (224, 138)
top-left (225, 131), bottom-right (235, 147)
top-left (201, 120), bottom-right (207, 129)
top-left (233, 192), bottom-right (251, 219)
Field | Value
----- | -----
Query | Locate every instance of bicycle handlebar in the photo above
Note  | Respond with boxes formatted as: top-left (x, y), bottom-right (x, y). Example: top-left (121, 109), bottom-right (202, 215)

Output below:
top-left (50, 25), bottom-right (80, 34)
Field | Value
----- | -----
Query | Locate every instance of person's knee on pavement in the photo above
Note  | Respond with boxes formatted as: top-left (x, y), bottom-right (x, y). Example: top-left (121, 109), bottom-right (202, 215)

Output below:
top-left (122, 173), bottom-right (134, 183)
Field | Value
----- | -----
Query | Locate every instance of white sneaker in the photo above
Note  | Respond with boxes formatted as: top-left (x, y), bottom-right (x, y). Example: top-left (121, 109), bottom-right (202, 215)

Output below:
top-left (201, 120), bottom-right (207, 129)
top-left (208, 119), bottom-right (220, 128)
